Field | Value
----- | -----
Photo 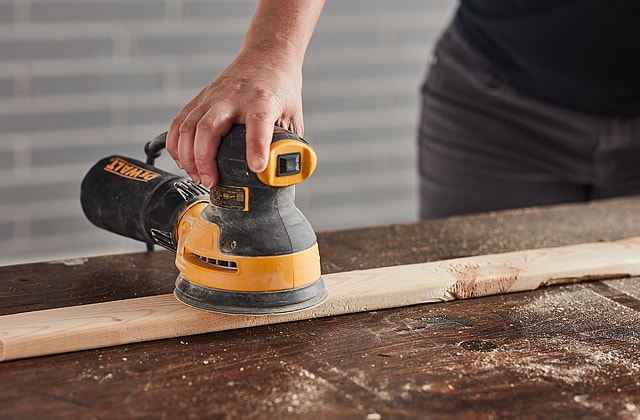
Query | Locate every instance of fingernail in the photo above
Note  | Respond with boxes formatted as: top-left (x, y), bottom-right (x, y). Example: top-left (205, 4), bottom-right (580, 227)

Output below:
top-left (189, 174), bottom-right (201, 185)
top-left (252, 156), bottom-right (267, 172)
top-left (201, 175), bottom-right (213, 189)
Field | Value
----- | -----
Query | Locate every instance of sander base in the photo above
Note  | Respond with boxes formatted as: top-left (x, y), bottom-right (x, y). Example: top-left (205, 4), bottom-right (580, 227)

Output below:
top-left (174, 275), bottom-right (328, 315)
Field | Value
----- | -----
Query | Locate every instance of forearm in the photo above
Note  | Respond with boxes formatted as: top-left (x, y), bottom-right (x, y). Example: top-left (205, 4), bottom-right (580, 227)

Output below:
top-left (167, 0), bottom-right (324, 185)
top-left (241, 0), bottom-right (325, 66)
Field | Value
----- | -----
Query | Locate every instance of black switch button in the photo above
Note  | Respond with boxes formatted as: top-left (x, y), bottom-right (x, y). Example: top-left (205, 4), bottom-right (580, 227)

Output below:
top-left (277, 152), bottom-right (301, 176)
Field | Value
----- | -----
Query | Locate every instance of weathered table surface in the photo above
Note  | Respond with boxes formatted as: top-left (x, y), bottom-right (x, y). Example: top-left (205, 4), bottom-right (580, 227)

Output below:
top-left (2, 196), bottom-right (640, 419)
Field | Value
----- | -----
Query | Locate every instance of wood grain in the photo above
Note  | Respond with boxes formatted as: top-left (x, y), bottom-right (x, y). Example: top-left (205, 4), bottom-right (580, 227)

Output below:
top-left (3, 235), bottom-right (640, 362)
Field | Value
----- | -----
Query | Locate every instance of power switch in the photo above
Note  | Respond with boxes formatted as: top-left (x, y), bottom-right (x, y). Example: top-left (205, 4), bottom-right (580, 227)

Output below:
top-left (257, 139), bottom-right (316, 187)
top-left (277, 152), bottom-right (301, 176)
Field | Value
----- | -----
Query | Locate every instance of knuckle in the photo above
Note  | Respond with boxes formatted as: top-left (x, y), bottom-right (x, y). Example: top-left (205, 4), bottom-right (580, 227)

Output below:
top-left (169, 116), bottom-right (182, 132)
top-left (254, 134), bottom-right (273, 147)
top-left (193, 158), bottom-right (209, 170)
top-left (254, 87), bottom-right (277, 101)
top-left (197, 106), bottom-right (234, 131)
top-left (166, 143), bottom-right (177, 157)
top-left (178, 119), bottom-right (196, 134)
top-left (227, 82), bottom-right (245, 97)
top-left (166, 135), bottom-right (177, 154)
top-left (196, 115), bottom-right (216, 131)
top-left (196, 109), bottom-right (225, 132)
top-left (248, 111), bottom-right (271, 123)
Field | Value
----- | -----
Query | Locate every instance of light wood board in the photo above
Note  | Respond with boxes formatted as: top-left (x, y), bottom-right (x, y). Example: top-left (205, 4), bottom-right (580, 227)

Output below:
top-left (3, 236), bottom-right (640, 362)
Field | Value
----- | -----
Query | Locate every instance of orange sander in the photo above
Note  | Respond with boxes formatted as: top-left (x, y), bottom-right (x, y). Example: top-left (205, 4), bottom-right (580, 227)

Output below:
top-left (80, 125), bottom-right (327, 314)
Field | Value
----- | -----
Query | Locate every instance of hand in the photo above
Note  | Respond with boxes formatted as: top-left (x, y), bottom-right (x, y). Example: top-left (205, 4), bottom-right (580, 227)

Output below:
top-left (166, 48), bottom-right (304, 190)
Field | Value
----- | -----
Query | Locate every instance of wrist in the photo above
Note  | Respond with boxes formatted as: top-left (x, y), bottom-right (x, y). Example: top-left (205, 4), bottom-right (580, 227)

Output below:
top-left (240, 34), bottom-right (306, 68)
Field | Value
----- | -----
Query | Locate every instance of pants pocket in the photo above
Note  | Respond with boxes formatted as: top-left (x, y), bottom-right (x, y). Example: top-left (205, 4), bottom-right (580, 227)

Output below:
top-left (422, 23), bottom-right (505, 98)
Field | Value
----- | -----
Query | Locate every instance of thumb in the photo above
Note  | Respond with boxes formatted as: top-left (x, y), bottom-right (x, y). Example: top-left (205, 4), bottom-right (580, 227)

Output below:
top-left (244, 108), bottom-right (278, 173)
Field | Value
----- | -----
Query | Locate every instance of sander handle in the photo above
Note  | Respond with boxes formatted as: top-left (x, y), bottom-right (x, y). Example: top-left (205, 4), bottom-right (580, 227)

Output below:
top-left (80, 154), bottom-right (208, 251)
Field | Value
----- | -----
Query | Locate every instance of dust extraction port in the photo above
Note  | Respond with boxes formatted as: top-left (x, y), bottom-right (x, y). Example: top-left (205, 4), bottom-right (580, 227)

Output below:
top-left (194, 254), bottom-right (238, 271)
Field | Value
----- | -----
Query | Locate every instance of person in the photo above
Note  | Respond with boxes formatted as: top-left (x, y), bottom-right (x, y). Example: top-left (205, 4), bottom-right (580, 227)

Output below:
top-left (167, 0), bottom-right (640, 220)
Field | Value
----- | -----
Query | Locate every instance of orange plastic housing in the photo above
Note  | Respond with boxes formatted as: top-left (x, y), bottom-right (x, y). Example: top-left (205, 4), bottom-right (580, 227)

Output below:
top-left (174, 202), bottom-right (321, 292)
top-left (256, 139), bottom-right (318, 187)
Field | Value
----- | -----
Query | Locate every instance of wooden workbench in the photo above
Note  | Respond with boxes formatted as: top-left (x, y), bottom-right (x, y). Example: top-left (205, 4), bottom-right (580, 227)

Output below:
top-left (2, 196), bottom-right (640, 419)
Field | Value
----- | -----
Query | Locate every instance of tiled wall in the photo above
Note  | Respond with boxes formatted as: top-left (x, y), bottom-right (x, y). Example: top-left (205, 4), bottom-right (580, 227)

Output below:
top-left (0, 0), bottom-right (456, 265)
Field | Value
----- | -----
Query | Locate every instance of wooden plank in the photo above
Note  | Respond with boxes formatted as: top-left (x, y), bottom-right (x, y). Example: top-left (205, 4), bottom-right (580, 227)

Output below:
top-left (3, 235), bottom-right (640, 362)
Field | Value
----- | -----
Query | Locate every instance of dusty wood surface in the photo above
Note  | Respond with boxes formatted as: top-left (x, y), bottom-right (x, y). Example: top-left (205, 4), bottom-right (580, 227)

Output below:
top-left (2, 196), bottom-right (640, 418)
top-left (5, 236), bottom-right (640, 362)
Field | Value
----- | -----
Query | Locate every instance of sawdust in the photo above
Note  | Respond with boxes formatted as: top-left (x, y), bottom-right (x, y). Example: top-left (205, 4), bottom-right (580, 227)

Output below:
top-left (462, 287), bottom-right (640, 417)
top-left (255, 362), bottom-right (333, 415)
top-left (512, 287), bottom-right (640, 340)
top-left (473, 336), bottom-right (640, 385)
top-left (344, 369), bottom-right (393, 403)
top-left (606, 277), bottom-right (640, 301)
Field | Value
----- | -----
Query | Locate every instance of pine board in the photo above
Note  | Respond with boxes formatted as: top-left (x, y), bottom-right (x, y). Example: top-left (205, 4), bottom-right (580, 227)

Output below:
top-left (2, 236), bottom-right (640, 361)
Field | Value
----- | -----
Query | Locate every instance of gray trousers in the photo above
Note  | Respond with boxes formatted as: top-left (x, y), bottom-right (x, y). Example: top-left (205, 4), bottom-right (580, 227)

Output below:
top-left (418, 24), bottom-right (640, 219)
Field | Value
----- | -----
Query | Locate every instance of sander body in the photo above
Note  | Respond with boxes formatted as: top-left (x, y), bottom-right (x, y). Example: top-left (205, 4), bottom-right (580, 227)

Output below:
top-left (81, 125), bottom-right (327, 315)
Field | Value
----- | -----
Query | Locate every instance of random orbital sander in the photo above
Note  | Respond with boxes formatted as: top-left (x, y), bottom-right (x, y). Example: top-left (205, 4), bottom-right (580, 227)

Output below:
top-left (80, 125), bottom-right (327, 315)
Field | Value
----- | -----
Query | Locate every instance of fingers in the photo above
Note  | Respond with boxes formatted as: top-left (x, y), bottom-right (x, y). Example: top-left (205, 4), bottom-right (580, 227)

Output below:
top-left (245, 116), bottom-right (273, 173)
top-left (167, 83), bottom-right (299, 186)
top-left (277, 116), bottom-right (304, 137)
top-left (169, 99), bottom-right (276, 185)
top-left (166, 108), bottom-right (189, 168)
top-left (169, 107), bottom-right (204, 185)
top-left (193, 110), bottom-right (233, 189)
top-left (167, 98), bottom-right (202, 180)
top-left (244, 98), bottom-right (280, 173)
top-left (167, 100), bottom-right (233, 189)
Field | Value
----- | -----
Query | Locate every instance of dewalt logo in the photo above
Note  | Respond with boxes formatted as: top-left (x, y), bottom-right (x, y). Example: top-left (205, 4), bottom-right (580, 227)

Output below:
top-left (103, 157), bottom-right (161, 182)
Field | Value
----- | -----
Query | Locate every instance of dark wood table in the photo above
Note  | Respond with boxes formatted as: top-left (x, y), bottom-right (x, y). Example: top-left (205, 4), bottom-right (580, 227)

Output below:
top-left (2, 196), bottom-right (640, 419)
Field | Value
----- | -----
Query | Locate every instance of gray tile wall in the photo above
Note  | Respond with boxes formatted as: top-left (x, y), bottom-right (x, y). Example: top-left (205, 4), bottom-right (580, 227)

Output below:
top-left (0, 0), bottom-right (456, 265)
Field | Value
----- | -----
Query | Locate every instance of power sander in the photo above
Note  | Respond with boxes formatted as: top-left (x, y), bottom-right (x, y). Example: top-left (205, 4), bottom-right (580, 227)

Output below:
top-left (80, 125), bottom-right (327, 315)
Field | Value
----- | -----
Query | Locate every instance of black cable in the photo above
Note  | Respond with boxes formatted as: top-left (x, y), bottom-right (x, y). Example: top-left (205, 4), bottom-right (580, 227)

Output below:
top-left (143, 132), bottom-right (168, 251)
top-left (144, 131), bottom-right (168, 167)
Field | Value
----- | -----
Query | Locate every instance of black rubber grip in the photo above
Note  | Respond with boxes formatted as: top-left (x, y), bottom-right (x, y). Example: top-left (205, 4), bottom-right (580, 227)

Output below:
top-left (80, 155), bottom-right (208, 250)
